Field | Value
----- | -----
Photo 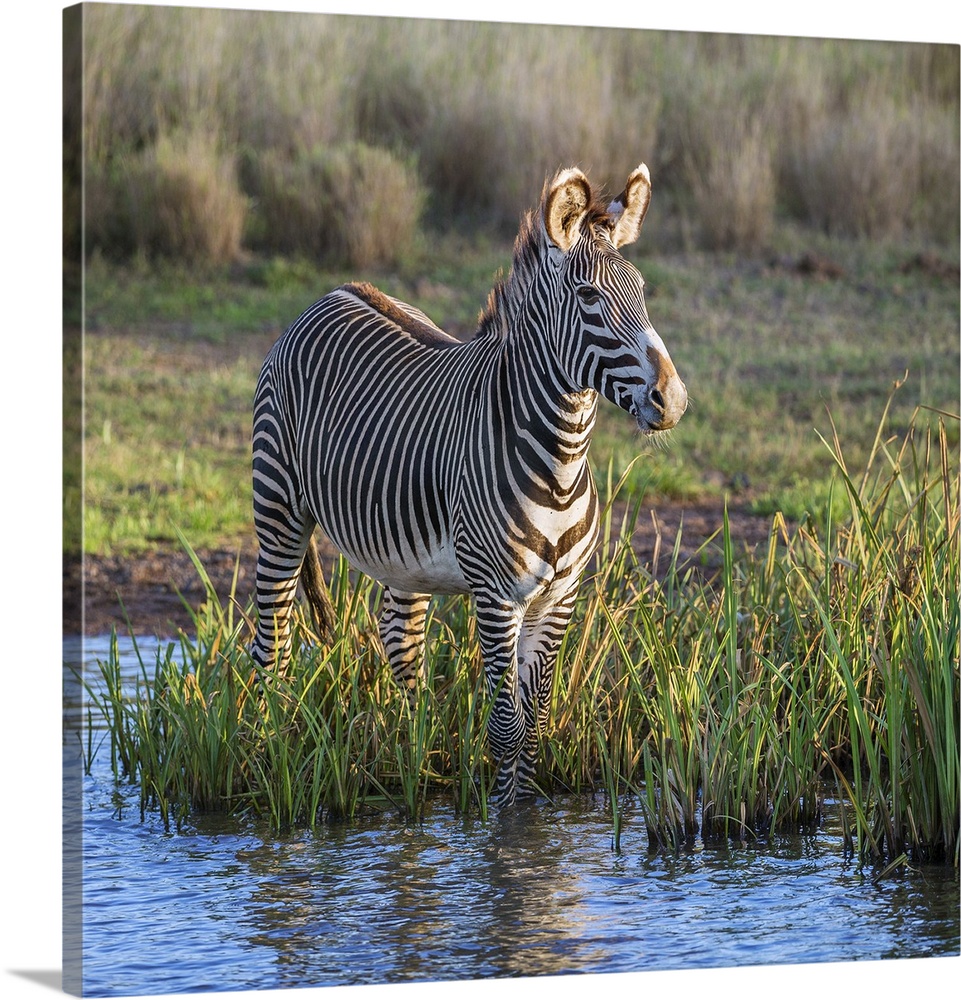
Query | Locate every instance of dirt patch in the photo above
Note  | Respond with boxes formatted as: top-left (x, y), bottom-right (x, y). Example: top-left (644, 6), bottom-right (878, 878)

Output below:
top-left (66, 500), bottom-right (779, 637)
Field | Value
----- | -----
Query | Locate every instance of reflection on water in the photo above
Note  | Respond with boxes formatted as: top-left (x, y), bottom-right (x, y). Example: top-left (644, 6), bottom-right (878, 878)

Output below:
top-left (66, 638), bottom-right (959, 997)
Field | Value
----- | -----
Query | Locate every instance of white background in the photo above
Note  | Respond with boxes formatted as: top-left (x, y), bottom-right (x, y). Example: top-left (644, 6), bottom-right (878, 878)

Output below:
top-left (3, 2), bottom-right (958, 999)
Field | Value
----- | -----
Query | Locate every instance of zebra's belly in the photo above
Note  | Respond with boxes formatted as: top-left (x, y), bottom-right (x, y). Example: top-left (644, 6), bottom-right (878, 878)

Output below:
top-left (321, 525), bottom-right (472, 597)
top-left (304, 429), bottom-right (469, 594)
top-left (318, 502), bottom-right (595, 604)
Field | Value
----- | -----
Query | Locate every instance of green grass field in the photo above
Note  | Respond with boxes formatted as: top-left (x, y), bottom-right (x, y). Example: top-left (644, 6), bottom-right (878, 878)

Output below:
top-left (80, 228), bottom-right (958, 556)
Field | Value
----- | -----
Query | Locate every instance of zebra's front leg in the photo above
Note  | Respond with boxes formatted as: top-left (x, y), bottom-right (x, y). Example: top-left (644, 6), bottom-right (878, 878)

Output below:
top-left (379, 589), bottom-right (431, 708)
top-left (474, 596), bottom-right (527, 807)
top-left (515, 591), bottom-right (579, 797)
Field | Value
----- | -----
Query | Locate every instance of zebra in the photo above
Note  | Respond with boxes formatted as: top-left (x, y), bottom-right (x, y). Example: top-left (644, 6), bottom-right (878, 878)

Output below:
top-left (250, 162), bottom-right (687, 807)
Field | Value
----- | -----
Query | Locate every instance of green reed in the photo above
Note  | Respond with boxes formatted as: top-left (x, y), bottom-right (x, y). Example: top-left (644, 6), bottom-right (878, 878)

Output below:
top-left (794, 409), bottom-right (960, 863)
top-left (85, 400), bottom-right (958, 863)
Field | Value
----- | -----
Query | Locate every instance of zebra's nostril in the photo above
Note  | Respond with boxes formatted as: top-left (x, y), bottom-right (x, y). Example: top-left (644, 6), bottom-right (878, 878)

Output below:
top-left (649, 387), bottom-right (665, 412)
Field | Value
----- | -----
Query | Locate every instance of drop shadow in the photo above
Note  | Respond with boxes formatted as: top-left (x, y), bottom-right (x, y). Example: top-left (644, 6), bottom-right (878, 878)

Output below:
top-left (7, 970), bottom-right (63, 993)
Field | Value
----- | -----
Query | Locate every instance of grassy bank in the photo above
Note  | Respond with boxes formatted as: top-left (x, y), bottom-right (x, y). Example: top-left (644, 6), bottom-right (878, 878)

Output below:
top-left (83, 402), bottom-right (959, 866)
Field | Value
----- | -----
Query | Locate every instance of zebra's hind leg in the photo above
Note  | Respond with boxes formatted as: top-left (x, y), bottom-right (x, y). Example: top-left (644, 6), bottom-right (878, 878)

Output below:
top-left (515, 591), bottom-right (579, 798)
top-left (379, 589), bottom-right (431, 707)
top-left (250, 360), bottom-right (316, 680)
top-left (249, 505), bottom-right (317, 680)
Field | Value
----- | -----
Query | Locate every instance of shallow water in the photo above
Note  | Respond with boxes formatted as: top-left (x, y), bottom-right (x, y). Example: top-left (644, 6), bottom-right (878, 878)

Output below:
top-left (65, 637), bottom-right (959, 997)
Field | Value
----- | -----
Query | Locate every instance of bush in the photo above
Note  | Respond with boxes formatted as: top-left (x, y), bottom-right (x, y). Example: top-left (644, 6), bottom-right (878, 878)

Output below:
top-left (248, 142), bottom-right (425, 269)
top-left (913, 105), bottom-right (961, 245)
top-left (84, 160), bottom-right (136, 260)
top-left (687, 116), bottom-right (775, 252)
top-left (780, 84), bottom-right (958, 243)
top-left (791, 99), bottom-right (918, 239)
top-left (659, 65), bottom-right (776, 252)
top-left (351, 55), bottom-right (430, 154)
top-left (89, 132), bottom-right (247, 265)
top-left (415, 23), bottom-right (661, 232)
top-left (76, 9), bottom-right (959, 257)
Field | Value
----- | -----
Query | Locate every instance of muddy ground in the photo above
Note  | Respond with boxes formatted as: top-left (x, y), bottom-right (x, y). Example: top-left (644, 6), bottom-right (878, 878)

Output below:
top-left (66, 499), bottom-right (779, 637)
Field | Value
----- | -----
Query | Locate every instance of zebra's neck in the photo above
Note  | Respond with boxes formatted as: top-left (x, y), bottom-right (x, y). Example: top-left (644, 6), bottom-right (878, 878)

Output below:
top-left (489, 327), bottom-right (598, 498)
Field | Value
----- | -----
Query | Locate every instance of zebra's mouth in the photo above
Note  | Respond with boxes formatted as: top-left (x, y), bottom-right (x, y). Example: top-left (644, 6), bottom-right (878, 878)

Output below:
top-left (630, 377), bottom-right (688, 434)
top-left (628, 404), bottom-right (658, 436)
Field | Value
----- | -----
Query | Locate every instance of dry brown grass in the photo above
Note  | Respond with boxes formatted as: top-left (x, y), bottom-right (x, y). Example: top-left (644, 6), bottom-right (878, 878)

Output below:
top-left (791, 98), bottom-right (935, 239)
top-left (88, 130), bottom-right (247, 265)
top-left (661, 72), bottom-right (777, 251)
top-left (247, 143), bottom-right (425, 268)
top-left (74, 7), bottom-right (959, 261)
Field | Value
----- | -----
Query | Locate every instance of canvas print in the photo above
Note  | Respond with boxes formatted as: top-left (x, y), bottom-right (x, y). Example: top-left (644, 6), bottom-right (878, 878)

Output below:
top-left (62, 2), bottom-right (959, 996)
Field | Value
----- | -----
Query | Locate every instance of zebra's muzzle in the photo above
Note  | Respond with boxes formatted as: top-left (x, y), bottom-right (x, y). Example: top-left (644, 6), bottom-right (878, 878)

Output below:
top-left (632, 373), bottom-right (687, 433)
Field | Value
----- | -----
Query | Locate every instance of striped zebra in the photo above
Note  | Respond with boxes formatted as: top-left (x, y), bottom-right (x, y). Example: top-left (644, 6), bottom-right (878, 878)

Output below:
top-left (250, 163), bottom-right (687, 806)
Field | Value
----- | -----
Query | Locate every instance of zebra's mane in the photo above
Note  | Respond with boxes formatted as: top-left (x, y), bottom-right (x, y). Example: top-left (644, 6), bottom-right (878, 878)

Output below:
top-left (476, 190), bottom-right (613, 341)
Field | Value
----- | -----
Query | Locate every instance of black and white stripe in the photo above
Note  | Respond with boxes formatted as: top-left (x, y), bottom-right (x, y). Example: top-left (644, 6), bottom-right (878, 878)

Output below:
top-left (250, 163), bottom-right (687, 806)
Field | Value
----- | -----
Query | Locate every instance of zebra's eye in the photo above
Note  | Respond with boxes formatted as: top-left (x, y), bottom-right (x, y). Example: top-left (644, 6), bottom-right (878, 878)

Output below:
top-left (576, 285), bottom-right (601, 306)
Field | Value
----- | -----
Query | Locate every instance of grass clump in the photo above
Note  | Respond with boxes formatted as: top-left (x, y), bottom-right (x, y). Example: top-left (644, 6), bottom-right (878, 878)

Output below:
top-left (658, 48), bottom-right (776, 252)
top-left (795, 407), bottom-right (960, 863)
top-left (789, 99), bottom-right (945, 240)
top-left (84, 398), bottom-right (958, 867)
top-left (88, 130), bottom-right (248, 265)
top-left (86, 548), bottom-right (491, 830)
top-left (246, 142), bottom-right (425, 269)
top-left (565, 400), bottom-right (958, 863)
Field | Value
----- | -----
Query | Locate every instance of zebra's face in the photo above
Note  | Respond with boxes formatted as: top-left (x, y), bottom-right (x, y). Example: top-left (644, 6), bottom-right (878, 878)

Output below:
top-left (544, 164), bottom-right (687, 434)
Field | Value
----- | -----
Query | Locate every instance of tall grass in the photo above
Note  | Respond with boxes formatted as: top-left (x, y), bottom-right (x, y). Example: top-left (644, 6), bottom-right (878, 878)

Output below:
top-left (86, 129), bottom-right (248, 264)
top-left (658, 38), bottom-right (777, 251)
top-left (796, 408), bottom-right (960, 862)
top-left (84, 399), bottom-right (958, 864)
top-left (72, 6), bottom-right (959, 261)
top-left (244, 142), bottom-right (425, 268)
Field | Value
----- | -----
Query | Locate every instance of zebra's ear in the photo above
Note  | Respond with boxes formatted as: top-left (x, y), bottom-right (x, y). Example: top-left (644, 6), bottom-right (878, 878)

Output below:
top-left (544, 168), bottom-right (592, 252)
top-left (607, 163), bottom-right (652, 248)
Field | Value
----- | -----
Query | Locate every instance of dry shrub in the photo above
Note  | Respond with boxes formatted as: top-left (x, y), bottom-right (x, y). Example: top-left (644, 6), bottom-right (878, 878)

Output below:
top-left (81, 5), bottom-right (234, 167)
top-left (791, 99), bottom-right (920, 239)
top-left (415, 22), bottom-right (660, 231)
top-left (660, 64), bottom-right (776, 252)
top-left (78, 7), bottom-right (958, 254)
top-left (96, 132), bottom-right (248, 265)
top-left (419, 91), bottom-right (533, 228)
top-left (84, 161), bottom-right (135, 259)
top-left (249, 143), bottom-right (425, 269)
top-left (912, 105), bottom-right (960, 244)
top-left (351, 54), bottom-right (430, 154)
top-left (224, 11), bottom-right (356, 155)
top-left (687, 117), bottom-right (776, 252)
top-left (785, 90), bottom-right (958, 242)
